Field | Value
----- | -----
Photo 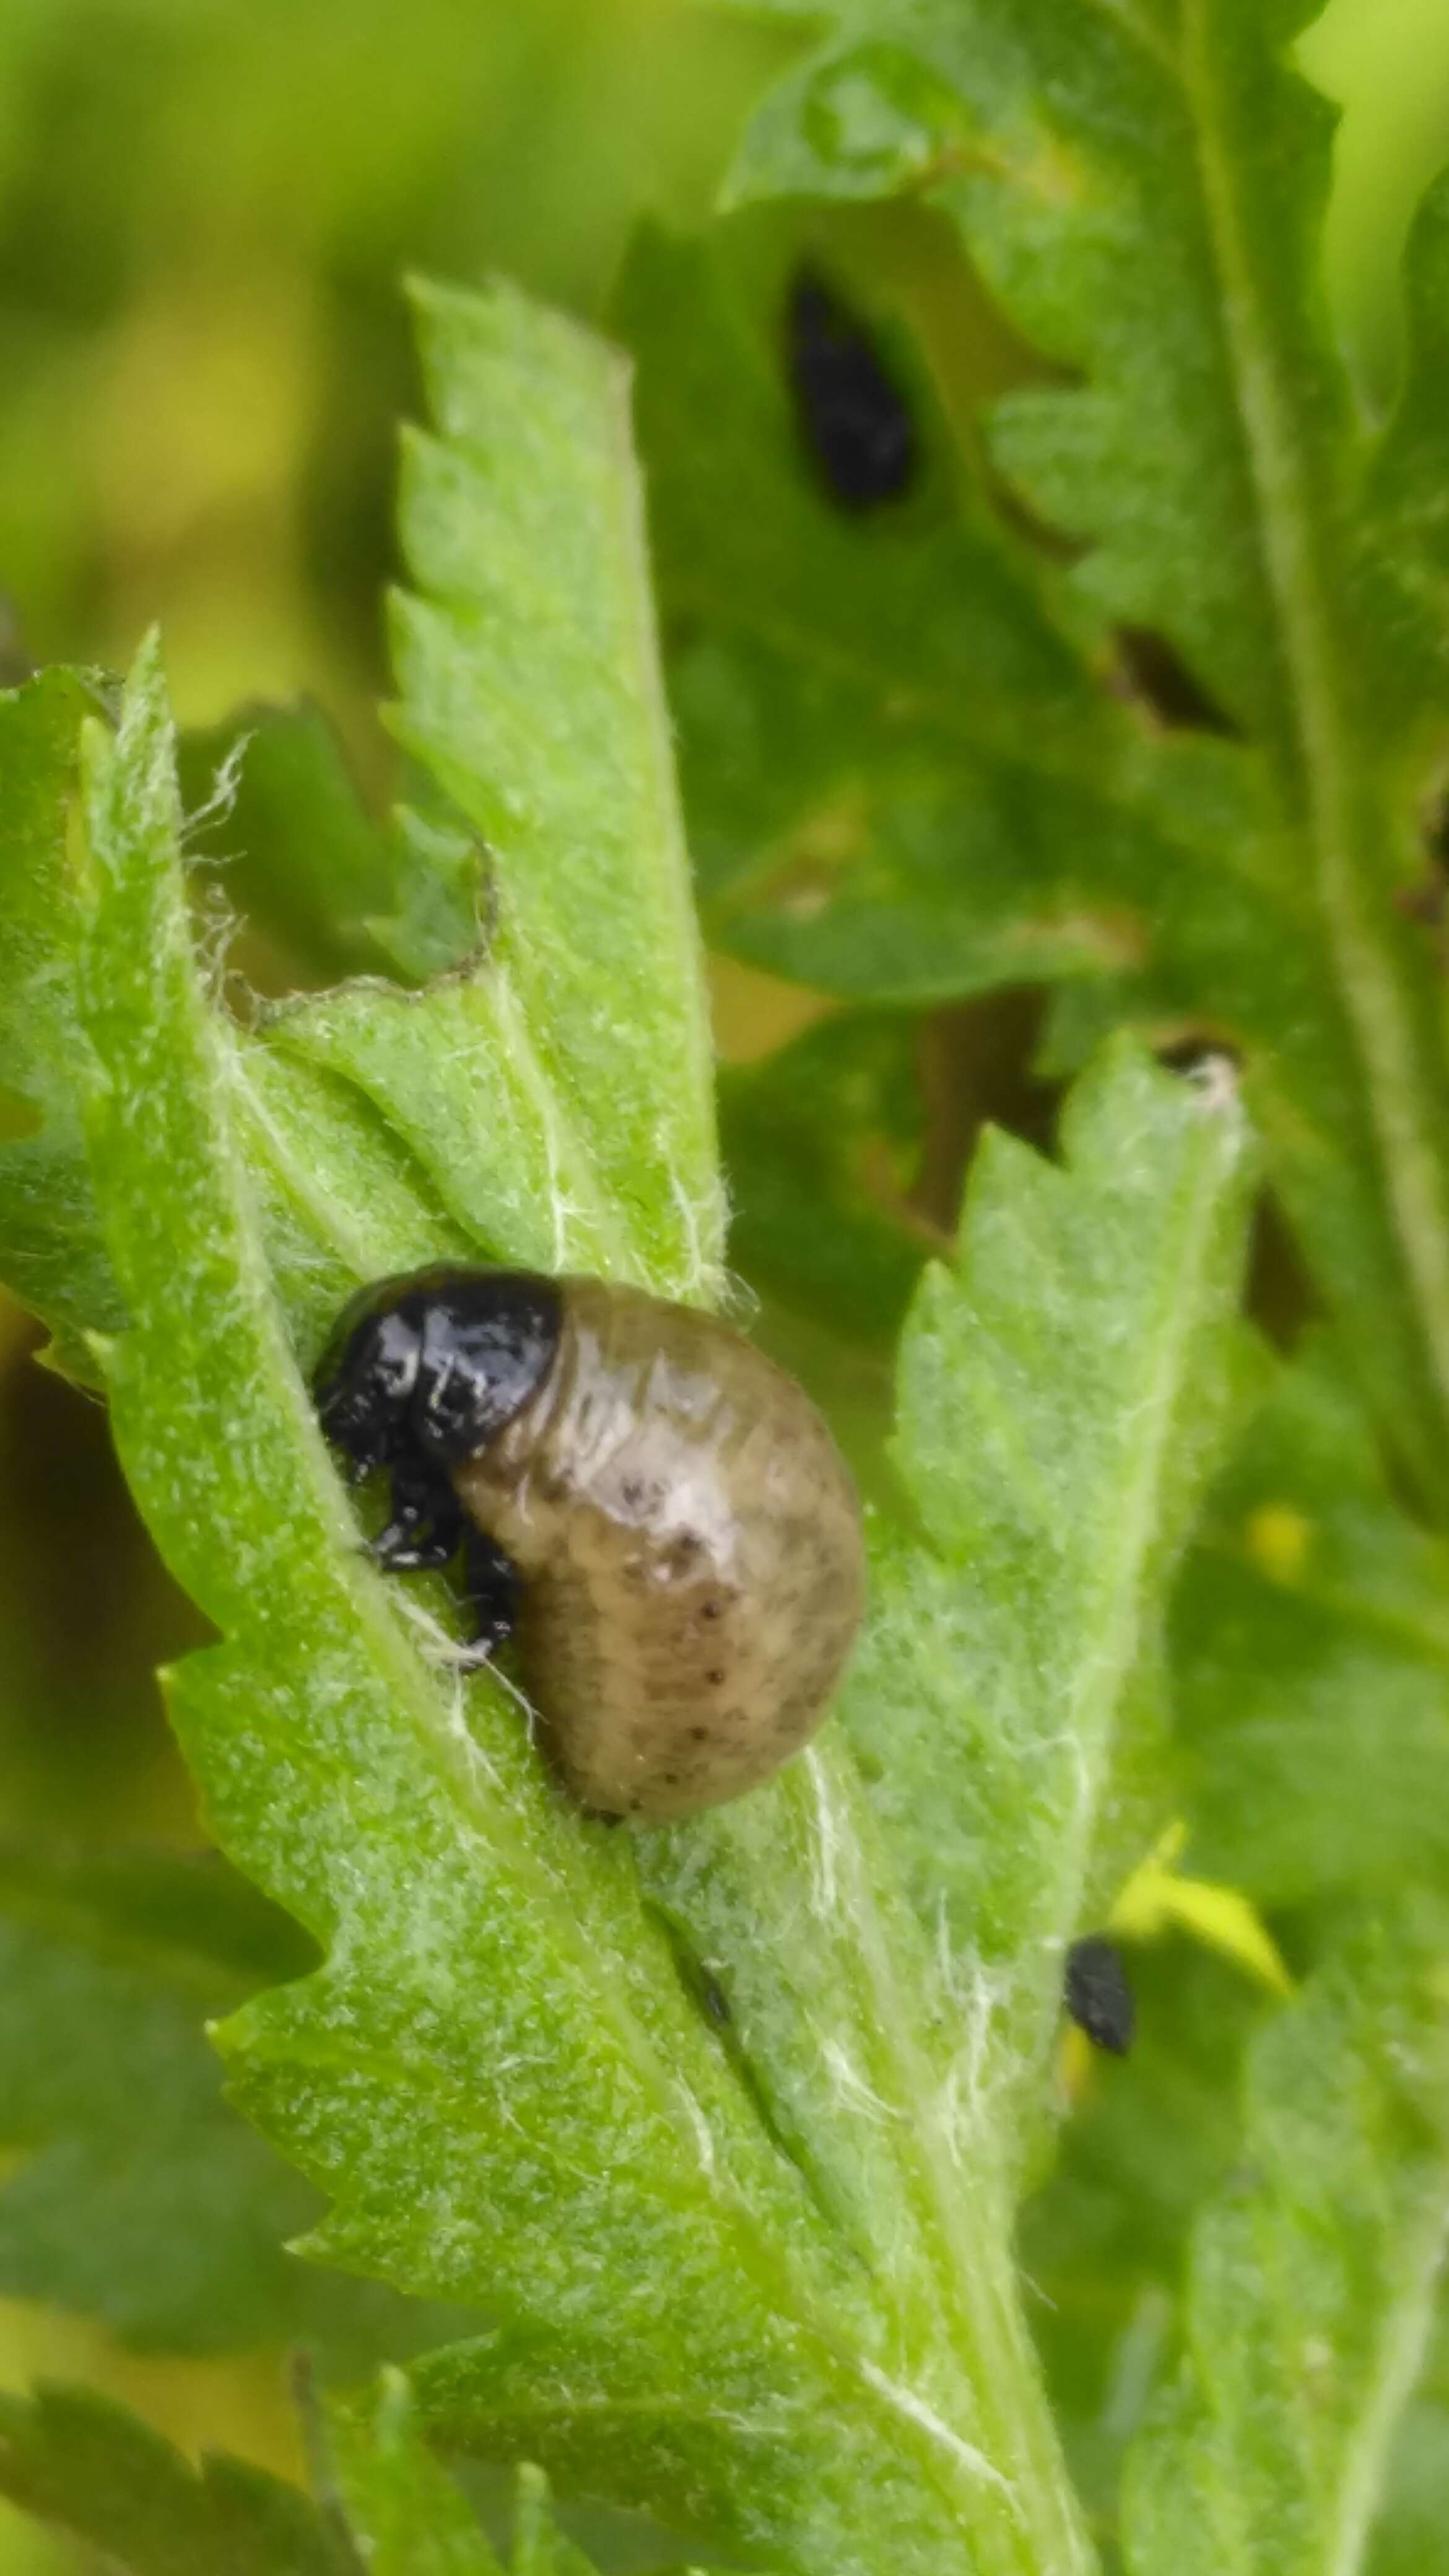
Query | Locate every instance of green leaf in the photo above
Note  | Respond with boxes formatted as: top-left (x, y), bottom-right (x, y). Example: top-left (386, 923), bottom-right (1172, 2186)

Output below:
top-left (230, 274), bottom-right (728, 1332)
top-left (77, 601), bottom-right (1089, 2576)
top-left (615, 237), bottom-right (1389, 1529)
top-left (616, 220), bottom-right (1230, 1011)
top-left (385, 272), bottom-right (724, 1298)
top-left (0, 666), bottom-right (123, 1375)
top-left (253, 958), bottom-right (619, 1295)
top-left (633, 1037), bottom-right (1256, 2440)
top-left (572, 1041), bottom-right (1251, 2546)
top-left (224, 1033), bottom-right (481, 1367)
top-left (1176, 1339), bottom-right (1449, 1908)
top-left (0, 1840), bottom-right (474, 2362)
top-left (1121, 1909), bottom-right (1449, 2576)
top-left (841, 1039), bottom-right (1254, 2149)
top-left (653, 17), bottom-right (1449, 1518)
top-left (0, 2384), bottom-right (347, 2576)
top-left (720, 2), bottom-right (1340, 741)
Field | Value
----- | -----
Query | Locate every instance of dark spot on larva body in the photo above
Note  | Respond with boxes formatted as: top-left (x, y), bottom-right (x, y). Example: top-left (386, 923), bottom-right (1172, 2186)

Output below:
top-left (315, 1265), bottom-right (866, 1824)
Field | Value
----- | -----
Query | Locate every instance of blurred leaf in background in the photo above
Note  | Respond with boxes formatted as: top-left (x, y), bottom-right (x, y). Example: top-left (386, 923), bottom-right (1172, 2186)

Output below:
top-left (0, 0), bottom-right (796, 731)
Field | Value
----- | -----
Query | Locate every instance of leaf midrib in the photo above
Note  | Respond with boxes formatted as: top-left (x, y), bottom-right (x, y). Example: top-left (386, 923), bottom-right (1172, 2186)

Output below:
top-left (1178, 0), bottom-right (1449, 1494)
top-left (792, 1748), bottom-right (1097, 2576)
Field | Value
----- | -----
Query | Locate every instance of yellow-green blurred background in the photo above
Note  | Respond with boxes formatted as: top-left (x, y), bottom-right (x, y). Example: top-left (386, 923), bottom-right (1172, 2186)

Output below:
top-left (1, 1), bottom-right (1448, 2565)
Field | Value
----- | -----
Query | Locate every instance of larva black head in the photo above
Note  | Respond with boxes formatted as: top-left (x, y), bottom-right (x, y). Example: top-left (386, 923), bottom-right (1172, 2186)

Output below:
top-left (1064, 1936), bottom-right (1135, 2058)
top-left (786, 266), bottom-right (917, 513)
top-left (313, 1264), bottom-right (563, 1482)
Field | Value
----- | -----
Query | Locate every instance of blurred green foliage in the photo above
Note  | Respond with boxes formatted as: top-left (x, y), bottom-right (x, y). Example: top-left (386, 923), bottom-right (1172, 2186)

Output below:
top-left (0, 0), bottom-right (794, 731)
top-left (2, 0), bottom-right (1449, 2569)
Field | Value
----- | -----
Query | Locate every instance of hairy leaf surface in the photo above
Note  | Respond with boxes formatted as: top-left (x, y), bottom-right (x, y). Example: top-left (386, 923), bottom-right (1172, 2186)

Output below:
top-left (839, 1041), bottom-right (1253, 2152)
top-left (381, 274), bottom-right (724, 1297)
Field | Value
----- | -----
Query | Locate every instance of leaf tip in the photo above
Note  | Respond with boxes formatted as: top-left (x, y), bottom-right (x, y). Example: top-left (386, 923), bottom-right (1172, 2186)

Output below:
top-left (125, 624), bottom-right (167, 693)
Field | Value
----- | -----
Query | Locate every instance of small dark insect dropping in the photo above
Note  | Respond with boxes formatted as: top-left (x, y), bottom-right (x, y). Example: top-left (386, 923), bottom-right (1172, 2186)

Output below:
top-left (313, 1264), bottom-right (865, 1824)
top-left (786, 266), bottom-right (917, 513)
top-left (1064, 1936), bottom-right (1135, 2057)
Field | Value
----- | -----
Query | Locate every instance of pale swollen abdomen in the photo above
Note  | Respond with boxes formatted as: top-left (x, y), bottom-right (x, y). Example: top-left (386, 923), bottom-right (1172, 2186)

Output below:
top-left (451, 1279), bottom-right (865, 1821)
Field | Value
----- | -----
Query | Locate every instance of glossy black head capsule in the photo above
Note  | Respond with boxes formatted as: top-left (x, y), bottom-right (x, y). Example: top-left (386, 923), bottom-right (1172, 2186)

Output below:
top-left (786, 266), bottom-right (917, 513)
top-left (1064, 1936), bottom-right (1135, 2058)
top-left (313, 1264), bottom-right (562, 1481)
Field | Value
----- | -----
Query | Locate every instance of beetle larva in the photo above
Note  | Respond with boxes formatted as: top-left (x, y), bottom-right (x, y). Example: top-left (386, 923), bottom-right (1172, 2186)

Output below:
top-left (315, 1266), bottom-right (865, 1823)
